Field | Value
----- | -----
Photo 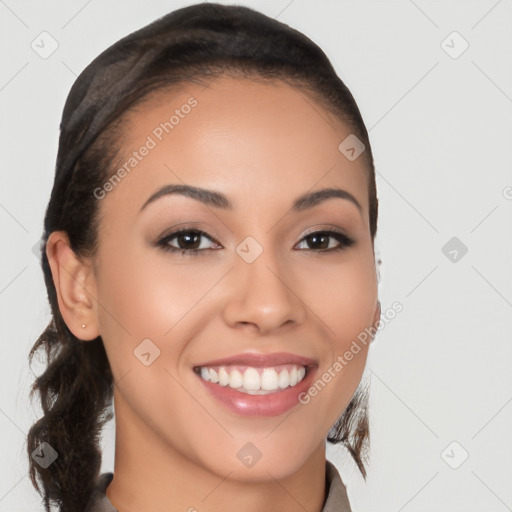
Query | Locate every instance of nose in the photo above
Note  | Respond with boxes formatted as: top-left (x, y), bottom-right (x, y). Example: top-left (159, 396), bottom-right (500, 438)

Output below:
top-left (221, 245), bottom-right (307, 335)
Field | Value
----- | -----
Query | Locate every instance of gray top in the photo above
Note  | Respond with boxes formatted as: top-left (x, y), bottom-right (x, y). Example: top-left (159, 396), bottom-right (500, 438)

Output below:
top-left (84, 460), bottom-right (352, 512)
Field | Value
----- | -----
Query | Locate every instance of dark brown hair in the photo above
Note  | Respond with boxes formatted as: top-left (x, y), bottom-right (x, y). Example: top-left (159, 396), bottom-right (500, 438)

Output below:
top-left (27, 3), bottom-right (378, 511)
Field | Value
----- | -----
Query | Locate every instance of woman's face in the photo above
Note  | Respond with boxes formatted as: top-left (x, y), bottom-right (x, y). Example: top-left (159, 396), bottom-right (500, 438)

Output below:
top-left (89, 75), bottom-right (379, 481)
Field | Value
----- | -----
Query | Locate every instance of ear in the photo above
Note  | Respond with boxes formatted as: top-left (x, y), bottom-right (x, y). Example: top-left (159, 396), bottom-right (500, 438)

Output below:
top-left (371, 300), bottom-right (381, 340)
top-left (46, 231), bottom-right (100, 341)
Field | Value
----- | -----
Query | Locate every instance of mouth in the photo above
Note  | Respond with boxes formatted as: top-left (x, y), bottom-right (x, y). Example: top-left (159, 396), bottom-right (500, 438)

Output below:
top-left (192, 352), bottom-right (318, 417)
top-left (193, 363), bottom-right (310, 395)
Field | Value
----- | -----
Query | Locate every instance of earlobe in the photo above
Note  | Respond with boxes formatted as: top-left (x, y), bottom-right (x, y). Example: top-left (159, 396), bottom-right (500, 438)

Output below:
top-left (46, 231), bottom-right (99, 341)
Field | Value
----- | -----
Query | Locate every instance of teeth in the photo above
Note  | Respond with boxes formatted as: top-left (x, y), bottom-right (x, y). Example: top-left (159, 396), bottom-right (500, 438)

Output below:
top-left (229, 369), bottom-right (243, 388)
top-left (278, 369), bottom-right (289, 389)
top-left (197, 364), bottom-right (308, 394)
top-left (261, 368), bottom-right (278, 390)
top-left (209, 368), bottom-right (219, 383)
top-left (243, 367), bottom-right (260, 391)
top-left (218, 367), bottom-right (230, 386)
top-left (289, 366), bottom-right (298, 386)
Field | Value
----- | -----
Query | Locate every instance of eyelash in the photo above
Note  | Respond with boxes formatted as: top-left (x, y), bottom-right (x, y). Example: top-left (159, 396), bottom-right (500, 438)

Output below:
top-left (155, 228), bottom-right (355, 256)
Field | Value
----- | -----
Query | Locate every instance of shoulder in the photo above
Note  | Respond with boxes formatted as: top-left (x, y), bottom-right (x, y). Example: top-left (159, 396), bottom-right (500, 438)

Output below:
top-left (323, 460), bottom-right (353, 512)
top-left (83, 472), bottom-right (118, 512)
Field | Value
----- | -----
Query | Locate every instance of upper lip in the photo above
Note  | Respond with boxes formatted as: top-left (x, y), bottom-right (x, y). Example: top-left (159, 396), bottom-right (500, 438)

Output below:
top-left (194, 352), bottom-right (318, 368)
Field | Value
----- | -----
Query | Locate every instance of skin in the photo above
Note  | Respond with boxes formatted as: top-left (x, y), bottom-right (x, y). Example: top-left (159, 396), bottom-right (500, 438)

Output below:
top-left (47, 75), bottom-right (380, 512)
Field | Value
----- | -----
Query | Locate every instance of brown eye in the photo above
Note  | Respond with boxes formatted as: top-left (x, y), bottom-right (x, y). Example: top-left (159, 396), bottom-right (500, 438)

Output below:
top-left (295, 230), bottom-right (355, 252)
top-left (156, 229), bottom-right (219, 255)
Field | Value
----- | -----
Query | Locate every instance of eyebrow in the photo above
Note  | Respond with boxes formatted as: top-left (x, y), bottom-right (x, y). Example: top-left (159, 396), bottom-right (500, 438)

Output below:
top-left (139, 184), bottom-right (362, 214)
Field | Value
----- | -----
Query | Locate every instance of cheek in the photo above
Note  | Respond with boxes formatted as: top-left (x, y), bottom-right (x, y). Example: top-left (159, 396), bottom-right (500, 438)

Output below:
top-left (304, 250), bottom-right (377, 339)
top-left (95, 243), bottom-right (199, 330)
top-left (93, 242), bottom-right (228, 371)
top-left (300, 250), bottom-right (376, 408)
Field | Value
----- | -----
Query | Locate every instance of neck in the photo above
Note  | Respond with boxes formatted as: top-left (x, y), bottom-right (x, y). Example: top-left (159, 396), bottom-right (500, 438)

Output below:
top-left (106, 391), bottom-right (328, 512)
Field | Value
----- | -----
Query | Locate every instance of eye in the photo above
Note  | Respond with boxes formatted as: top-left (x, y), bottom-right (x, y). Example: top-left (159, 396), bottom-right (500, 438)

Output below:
top-left (295, 230), bottom-right (355, 252)
top-left (155, 227), bottom-right (355, 257)
top-left (155, 229), bottom-right (220, 256)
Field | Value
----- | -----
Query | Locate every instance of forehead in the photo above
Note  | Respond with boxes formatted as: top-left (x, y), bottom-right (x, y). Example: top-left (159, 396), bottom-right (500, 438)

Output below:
top-left (99, 75), bottom-right (370, 222)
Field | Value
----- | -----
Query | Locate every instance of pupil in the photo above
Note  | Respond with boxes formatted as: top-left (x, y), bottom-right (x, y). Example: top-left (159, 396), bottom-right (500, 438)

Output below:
top-left (181, 232), bottom-right (199, 249)
top-left (310, 234), bottom-right (327, 249)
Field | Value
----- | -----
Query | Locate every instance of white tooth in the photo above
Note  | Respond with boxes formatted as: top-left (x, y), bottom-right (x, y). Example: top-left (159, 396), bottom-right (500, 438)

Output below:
top-left (218, 367), bottom-right (229, 386)
top-left (243, 367), bottom-right (261, 391)
top-left (278, 369), bottom-right (290, 389)
top-left (245, 389), bottom-right (262, 395)
top-left (289, 366), bottom-right (298, 386)
top-left (203, 365), bottom-right (306, 391)
top-left (244, 388), bottom-right (275, 395)
top-left (229, 369), bottom-right (243, 388)
top-left (261, 368), bottom-right (279, 390)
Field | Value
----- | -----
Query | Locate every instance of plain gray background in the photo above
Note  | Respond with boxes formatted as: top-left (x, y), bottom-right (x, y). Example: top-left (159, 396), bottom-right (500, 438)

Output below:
top-left (1, 1), bottom-right (511, 511)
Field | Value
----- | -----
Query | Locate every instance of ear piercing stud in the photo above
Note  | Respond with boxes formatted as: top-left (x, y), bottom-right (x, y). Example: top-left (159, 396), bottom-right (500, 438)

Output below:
top-left (81, 323), bottom-right (86, 329)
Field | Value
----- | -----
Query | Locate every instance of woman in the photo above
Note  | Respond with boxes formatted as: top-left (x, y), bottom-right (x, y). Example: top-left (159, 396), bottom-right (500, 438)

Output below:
top-left (27, 3), bottom-right (381, 511)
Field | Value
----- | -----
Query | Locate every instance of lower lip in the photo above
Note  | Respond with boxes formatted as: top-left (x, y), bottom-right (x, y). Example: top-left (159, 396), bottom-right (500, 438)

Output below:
top-left (196, 366), bottom-right (318, 417)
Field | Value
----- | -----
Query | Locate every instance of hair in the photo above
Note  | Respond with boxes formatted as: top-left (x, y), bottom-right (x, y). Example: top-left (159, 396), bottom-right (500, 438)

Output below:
top-left (27, 3), bottom-right (378, 511)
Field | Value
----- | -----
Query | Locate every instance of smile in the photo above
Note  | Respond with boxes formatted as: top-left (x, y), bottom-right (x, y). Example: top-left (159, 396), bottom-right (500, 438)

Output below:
top-left (194, 364), bottom-right (308, 395)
